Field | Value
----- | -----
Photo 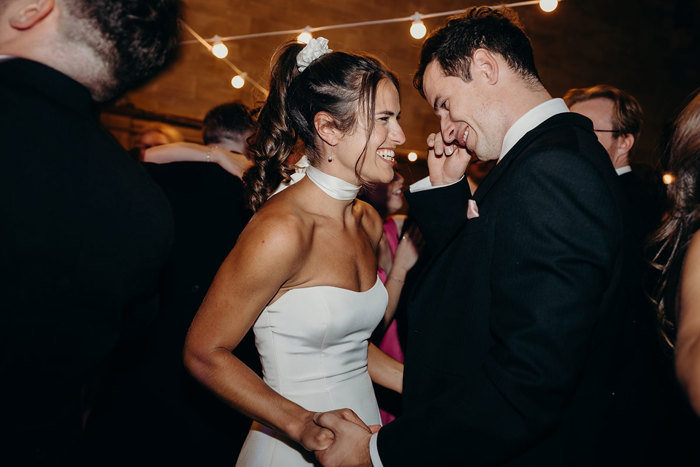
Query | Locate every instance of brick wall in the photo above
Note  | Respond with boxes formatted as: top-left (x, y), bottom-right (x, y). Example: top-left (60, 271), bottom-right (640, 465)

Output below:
top-left (102, 0), bottom-right (700, 167)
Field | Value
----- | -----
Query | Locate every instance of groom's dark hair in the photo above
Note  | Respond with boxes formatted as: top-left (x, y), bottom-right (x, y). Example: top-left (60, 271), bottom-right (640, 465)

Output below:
top-left (413, 6), bottom-right (541, 96)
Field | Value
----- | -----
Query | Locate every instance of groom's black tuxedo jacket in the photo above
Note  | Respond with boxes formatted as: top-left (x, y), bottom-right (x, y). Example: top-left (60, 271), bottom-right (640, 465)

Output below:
top-left (378, 113), bottom-right (638, 465)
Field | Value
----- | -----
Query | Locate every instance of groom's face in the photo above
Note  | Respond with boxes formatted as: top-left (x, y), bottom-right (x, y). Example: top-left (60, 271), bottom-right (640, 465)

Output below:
top-left (422, 59), bottom-right (502, 161)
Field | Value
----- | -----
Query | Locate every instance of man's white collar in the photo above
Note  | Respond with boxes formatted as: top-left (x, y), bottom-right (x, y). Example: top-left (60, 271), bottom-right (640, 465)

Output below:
top-left (499, 98), bottom-right (569, 161)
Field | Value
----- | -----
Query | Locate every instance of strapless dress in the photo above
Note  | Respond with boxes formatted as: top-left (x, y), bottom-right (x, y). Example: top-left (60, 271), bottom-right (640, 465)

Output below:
top-left (235, 276), bottom-right (387, 466)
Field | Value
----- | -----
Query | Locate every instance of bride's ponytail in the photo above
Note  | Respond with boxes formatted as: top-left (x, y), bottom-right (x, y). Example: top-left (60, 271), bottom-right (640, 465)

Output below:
top-left (245, 43), bottom-right (304, 211)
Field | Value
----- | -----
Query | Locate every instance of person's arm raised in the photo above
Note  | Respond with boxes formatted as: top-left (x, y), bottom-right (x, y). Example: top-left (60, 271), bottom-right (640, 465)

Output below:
top-left (144, 142), bottom-right (252, 179)
top-left (183, 210), bottom-right (332, 451)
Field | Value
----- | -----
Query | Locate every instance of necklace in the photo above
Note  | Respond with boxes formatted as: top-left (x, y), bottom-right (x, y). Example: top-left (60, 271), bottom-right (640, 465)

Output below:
top-left (306, 165), bottom-right (361, 200)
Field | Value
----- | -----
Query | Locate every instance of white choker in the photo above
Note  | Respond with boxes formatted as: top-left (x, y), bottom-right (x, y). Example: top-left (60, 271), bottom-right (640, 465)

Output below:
top-left (306, 165), bottom-right (360, 200)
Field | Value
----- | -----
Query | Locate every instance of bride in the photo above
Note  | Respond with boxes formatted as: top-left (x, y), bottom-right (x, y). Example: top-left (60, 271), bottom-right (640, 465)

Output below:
top-left (184, 38), bottom-right (406, 466)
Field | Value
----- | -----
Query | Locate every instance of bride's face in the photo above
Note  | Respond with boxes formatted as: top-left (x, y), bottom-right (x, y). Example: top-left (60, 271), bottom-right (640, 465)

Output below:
top-left (335, 79), bottom-right (406, 184)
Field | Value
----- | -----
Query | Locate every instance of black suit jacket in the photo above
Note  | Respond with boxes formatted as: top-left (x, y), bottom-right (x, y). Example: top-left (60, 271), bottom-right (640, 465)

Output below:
top-left (0, 58), bottom-right (173, 465)
top-left (85, 162), bottom-right (256, 465)
top-left (377, 113), bottom-right (636, 465)
top-left (618, 168), bottom-right (665, 246)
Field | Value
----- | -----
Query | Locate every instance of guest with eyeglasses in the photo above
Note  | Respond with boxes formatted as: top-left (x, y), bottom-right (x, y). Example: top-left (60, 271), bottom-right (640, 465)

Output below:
top-left (565, 84), bottom-right (667, 463)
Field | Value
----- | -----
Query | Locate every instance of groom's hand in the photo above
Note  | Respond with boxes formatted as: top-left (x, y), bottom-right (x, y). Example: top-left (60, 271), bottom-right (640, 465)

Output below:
top-left (313, 411), bottom-right (373, 467)
top-left (427, 131), bottom-right (471, 186)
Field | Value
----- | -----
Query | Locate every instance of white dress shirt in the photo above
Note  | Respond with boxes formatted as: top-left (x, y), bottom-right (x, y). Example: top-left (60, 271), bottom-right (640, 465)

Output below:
top-left (615, 165), bottom-right (632, 176)
top-left (373, 98), bottom-right (570, 466)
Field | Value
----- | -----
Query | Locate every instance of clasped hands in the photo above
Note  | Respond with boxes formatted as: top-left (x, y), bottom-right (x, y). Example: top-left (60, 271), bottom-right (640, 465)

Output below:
top-left (299, 408), bottom-right (377, 467)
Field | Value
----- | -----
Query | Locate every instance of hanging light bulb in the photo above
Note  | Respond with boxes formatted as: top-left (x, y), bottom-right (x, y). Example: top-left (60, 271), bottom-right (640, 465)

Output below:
top-left (407, 151), bottom-right (418, 162)
top-left (231, 73), bottom-right (246, 89)
top-left (539, 0), bottom-right (558, 12)
top-left (211, 35), bottom-right (228, 59)
top-left (297, 27), bottom-right (313, 44)
top-left (663, 173), bottom-right (675, 185)
top-left (410, 13), bottom-right (427, 40)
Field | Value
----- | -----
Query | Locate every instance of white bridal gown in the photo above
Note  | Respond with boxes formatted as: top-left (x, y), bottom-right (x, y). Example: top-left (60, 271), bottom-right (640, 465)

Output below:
top-left (235, 276), bottom-right (387, 466)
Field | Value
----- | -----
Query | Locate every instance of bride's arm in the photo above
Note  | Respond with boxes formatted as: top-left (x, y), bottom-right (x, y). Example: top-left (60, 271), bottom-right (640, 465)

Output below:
top-left (368, 343), bottom-right (403, 393)
top-left (184, 209), bottom-right (331, 451)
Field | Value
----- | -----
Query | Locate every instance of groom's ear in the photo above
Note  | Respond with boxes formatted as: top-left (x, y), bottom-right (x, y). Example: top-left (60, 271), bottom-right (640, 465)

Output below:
top-left (314, 111), bottom-right (341, 147)
top-left (471, 48), bottom-right (499, 86)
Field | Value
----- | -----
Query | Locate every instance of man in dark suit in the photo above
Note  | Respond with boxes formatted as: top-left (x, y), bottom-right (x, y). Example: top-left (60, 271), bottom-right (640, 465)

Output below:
top-left (564, 84), bottom-right (665, 243)
top-left (315, 7), bottom-right (635, 466)
top-left (566, 84), bottom-right (674, 464)
top-left (86, 102), bottom-right (258, 465)
top-left (0, 1), bottom-right (181, 464)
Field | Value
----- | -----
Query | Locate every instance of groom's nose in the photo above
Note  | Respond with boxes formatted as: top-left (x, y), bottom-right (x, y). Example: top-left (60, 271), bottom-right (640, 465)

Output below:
top-left (440, 118), bottom-right (457, 144)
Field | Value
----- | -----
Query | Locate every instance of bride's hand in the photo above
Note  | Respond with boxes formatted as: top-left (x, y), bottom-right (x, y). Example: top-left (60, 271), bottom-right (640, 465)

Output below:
top-left (297, 408), bottom-right (372, 451)
top-left (296, 415), bottom-right (336, 451)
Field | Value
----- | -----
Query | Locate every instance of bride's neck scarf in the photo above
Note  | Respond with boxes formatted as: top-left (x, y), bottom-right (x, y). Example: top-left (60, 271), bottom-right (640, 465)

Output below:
top-left (270, 157), bottom-right (361, 201)
top-left (305, 165), bottom-right (360, 201)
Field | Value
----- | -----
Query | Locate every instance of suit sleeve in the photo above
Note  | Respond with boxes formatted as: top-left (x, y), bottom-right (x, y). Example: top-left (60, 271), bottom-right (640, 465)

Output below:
top-left (404, 176), bottom-right (471, 249)
top-left (377, 149), bottom-right (621, 465)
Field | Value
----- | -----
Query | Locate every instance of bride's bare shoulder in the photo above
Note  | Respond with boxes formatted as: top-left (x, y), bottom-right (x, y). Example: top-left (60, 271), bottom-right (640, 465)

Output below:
top-left (354, 199), bottom-right (384, 247)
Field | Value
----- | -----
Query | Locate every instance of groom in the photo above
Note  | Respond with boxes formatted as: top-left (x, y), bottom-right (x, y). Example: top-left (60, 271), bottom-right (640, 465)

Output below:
top-left (315, 6), bottom-right (636, 466)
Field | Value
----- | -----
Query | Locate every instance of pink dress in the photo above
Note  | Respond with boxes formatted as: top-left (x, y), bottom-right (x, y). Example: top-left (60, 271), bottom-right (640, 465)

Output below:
top-left (376, 218), bottom-right (404, 424)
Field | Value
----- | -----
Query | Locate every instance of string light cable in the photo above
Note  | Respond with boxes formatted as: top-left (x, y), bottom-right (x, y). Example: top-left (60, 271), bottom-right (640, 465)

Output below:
top-left (180, 0), bottom-right (561, 99)
top-left (182, 0), bottom-right (561, 46)
top-left (181, 21), bottom-right (269, 96)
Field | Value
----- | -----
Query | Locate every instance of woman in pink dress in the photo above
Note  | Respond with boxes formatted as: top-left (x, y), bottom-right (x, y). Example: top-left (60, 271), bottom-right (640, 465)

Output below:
top-left (360, 170), bottom-right (421, 423)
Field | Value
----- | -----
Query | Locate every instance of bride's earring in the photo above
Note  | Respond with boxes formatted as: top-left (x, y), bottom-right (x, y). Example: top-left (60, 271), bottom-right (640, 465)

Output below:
top-left (327, 154), bottom-right (333, 162)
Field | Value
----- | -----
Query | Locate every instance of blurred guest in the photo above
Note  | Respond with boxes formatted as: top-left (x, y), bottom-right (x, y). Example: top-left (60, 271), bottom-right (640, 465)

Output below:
top-left (565, 84), bottom-right (665, 242)
top-left (360, 171), bottom-right (422, 424)
top-left (87, 102), bottom-right (256, 465)
top-left (144, 101), bottom-right (254, 179)
top-left (133, 123), bottom-right (184, 160)
top-left (566, 83), bottom-right (667, 464)
top-left (652, 90), bottom-right (700, 465)
top-left (0, 0), bottom-right (181, 464)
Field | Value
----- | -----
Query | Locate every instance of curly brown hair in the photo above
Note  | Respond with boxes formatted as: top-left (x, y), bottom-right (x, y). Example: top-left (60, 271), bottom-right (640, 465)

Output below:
top-left (651, 90), bottom-right (700, 346)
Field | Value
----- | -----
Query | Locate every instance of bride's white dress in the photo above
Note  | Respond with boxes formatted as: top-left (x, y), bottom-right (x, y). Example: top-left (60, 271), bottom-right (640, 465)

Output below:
top-left (235, 276), bottom-right (387, 466)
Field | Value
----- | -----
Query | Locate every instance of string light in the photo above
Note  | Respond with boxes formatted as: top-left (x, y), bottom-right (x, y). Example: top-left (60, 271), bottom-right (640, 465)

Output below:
top-left (211, 35), bottom-right (228, 59)
top-left (183, 1), bottom-right (563, 47)
top-left (409, 13), bottom-right (427, 40)
top-left (407, 152), bottom-right (418, 162)
top-left (181, 1), bottom-right (563, 95)
top-left (181, 22), bottom-right (268, 96)
top-left (539, 0), bottom-right (558, 12)
top-left (231, 73), bottom-right (246, 89)
top-left (297, 27), bottom-right (313, 44)
top-left (663, 173), bottom-right (675, 185)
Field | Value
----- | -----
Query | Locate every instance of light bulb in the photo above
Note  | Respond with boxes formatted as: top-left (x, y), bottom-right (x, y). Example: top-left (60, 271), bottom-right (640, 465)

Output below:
top-left (407, 152), bottom-right (418, 162)
top-left (410, 13), bottom-right (427, 40)
top-left (231, 74), bottom-right (245, 89)
top-left (211, 36), bottom-right (228, 59)
top-left (539, 0), bottom-right (558, 12)
top-left (297, 27), bottom-right (313, 44)
top-left (663, 173), bottom-right (675, 185)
